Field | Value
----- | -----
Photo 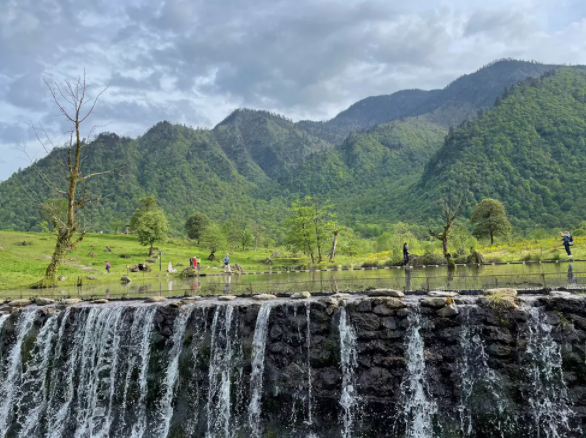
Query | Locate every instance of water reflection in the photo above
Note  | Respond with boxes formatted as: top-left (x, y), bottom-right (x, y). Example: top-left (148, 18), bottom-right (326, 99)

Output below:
top-left (3, 261), bottom-right (586, 299)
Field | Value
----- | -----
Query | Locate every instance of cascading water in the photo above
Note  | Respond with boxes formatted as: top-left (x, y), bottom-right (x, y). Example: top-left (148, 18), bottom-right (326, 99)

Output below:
top-left (248, 302), bottom-right (273, 438)
top-left (526, 306), bottom-right (577, 438)
top-left (339, 306), bottom-right (359, 438)
top-left (155, 305), bottom-right (193, 438)
top-left (0, 310), bottom-right (37, 435)
top-left (206, 305), bottom-right (236, 438)
top-left (398, 311), bottom-right (436, 438)
top-left (0, 297), bottom-right (585, 438)
top-left (458, 306), bottom-right (512, 437)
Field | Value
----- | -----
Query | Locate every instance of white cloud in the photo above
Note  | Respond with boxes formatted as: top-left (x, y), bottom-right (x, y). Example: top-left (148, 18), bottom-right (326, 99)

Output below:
top-left (0, 0), bottom-right (585, 179)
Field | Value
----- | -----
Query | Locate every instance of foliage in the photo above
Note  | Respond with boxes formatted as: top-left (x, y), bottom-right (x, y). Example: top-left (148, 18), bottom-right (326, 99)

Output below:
top-left (39, 198), bottom-right (68, 230)
top-left (129, 197), bottom-right (168, 253)
top-left (200, 223), bottom-right (227, 260)
top-left (184, 212), bottom-right (210, 243)
top-left (284, 197), bottom-right (335, 263)
top-left (471, 199), bottom-right (512, 244)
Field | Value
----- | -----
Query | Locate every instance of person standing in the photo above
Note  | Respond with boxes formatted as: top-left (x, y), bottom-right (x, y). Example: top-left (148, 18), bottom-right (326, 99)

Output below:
top-left (561, 230), bottom-right (573, 258)
top-left (105, 261), bottom-right (111, 273)
top-left (403, 243), bottom-right (410, 266)
top-left (223, 253), bottom-right (232, 273)
top-left (196, 256), bottom-right (201, 272)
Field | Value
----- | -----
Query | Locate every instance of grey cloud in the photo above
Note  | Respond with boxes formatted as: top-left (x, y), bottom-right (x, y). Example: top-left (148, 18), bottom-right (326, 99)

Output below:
top-left (1, 0), bottom-right (586, 180)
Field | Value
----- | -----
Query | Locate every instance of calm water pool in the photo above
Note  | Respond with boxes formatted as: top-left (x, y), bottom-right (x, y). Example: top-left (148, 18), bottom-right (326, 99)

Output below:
top-left (3, 260), bottom-right (585, 300)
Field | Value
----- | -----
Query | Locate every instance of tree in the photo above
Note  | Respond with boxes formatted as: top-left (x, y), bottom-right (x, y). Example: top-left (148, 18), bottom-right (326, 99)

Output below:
top-left (110, 219), bottom-right (126, 235)
top-left (201, 223), bottom-right (227, 260)
top-left (471, 199), bottom-right (512, 244)
top-left (285, 196), bottom-right (334, 263)
top-left (39, 198), bottom-right (68, 231)
top-left (285, 198), bottom-right (316, 262)
top-left (429, 198), bottom-right (463, 268)
top-left (240, 228), bottom-right (254, 251)
top-left (31, 73), bottom-right (111, 288)
top-left (129, 197), bottom-right (168, 255)
top-left (185, 212), bottom-right (210, 244)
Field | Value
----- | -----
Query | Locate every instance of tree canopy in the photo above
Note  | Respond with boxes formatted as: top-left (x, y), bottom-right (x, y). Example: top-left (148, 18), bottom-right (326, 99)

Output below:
top-left (471, 199), bottom-right (512, 244)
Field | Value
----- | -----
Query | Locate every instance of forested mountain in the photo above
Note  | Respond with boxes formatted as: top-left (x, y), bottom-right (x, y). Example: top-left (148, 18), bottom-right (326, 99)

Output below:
top-left (1, 59), bottom-right (584, 237)
top-left (398, 68), bottom-right (586, 229)
top-left (296, 59), bottom-right (557, 144)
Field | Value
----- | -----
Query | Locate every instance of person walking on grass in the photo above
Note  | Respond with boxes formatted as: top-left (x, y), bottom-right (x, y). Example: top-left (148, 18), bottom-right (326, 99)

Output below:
top-left (403, 243), bottom-right (410, 266)
top-left (561, 230), bottom-right (573, 258)
top-left (223, 253), bottom-right (232, 273)
top-left (105, 261), bottom-right (111, 274)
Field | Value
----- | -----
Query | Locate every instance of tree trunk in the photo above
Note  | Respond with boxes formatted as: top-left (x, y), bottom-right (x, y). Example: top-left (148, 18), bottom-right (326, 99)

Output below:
top-left (329, 231), bottom-right (339, 262)
top-left (490, 231), bottom-right (494, 245)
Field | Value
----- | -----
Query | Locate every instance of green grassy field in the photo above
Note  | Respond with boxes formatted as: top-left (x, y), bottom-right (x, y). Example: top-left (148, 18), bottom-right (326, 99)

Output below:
top-left (0, 230), bottom-right (583, 291)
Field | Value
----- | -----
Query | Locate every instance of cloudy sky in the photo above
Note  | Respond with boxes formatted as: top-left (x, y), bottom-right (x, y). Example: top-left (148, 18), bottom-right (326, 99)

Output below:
top-left (1, 0), bottom-right (586, 179)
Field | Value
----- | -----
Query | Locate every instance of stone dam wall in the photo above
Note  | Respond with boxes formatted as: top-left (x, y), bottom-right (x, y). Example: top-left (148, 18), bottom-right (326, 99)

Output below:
top-left (0, 291), bottom-right (585, 437)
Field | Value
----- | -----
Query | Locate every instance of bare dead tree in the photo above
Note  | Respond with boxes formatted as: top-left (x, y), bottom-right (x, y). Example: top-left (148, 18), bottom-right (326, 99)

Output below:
top-left (429, 197), bottom-right (464, 268)
top-left (32, 72), bottom-right (112, 288)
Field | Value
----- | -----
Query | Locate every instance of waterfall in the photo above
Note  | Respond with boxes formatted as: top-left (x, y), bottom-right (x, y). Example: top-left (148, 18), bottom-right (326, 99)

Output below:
top-left (399, 312), bottom-right (436, 438)
top-left (339, 306), bottom-right (359, 438)
top-left (0, 310), bottom-right (37, 435)
top-left (14, 314), bottom-right (59, 436)
top-left (206, 305), bottom-right (236, 438)
top-left (155, 305), bottom-right (193, 438)
top-left (305, 301), bottom-right (313, 425)
top-left (526, 306), bottom-right (577, 437)
top-left (122, 306), bottom-right (156, 438)
top-left (248, 302), bottom-right (273, 438)
top-left (458, 307), bottom-right (512, 437)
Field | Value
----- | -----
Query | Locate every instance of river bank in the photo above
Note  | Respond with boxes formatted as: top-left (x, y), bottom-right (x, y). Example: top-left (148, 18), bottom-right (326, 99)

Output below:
top-left (1, 230), bottom-right (583, 291)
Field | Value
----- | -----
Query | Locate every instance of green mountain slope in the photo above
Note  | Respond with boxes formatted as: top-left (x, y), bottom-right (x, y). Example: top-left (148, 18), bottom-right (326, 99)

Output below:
top-left (401, 68), bottom-right (586, 229)
top-left (213, 109), bottom-right (333, 180)
top-left (297, 59), bottom-right (557, 144)
top-left (0, 122), bottom-right (288, 232)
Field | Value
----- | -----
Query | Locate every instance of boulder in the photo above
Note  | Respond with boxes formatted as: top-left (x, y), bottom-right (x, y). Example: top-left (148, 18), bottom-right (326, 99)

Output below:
top-left (58, 276), bottom-right (67, 281)
top-left (90, 299), bottom-right (109, 304)
top-left (252, 294), bottom-right (277, 301)
top-left (437, 305), bottom-right (459, 318)
top-left (86, 276), bottom-right (99, 281)
top-left (369, 297), bottom-right (406, 308)
top-left (119, 254), bottom-right (131, 259)
top-left (332, 293), bottom-right (351, 298)
top-left (146, 258), bottom-right (158, 263)
top-left (145, 296), bottom-right (167, 303)
top-left (420, 297), bottom-right (447, 308)
top-left (319, 297), bottom-right (339, 306)
top-left (121, 276), bottom-right (132, 283)
top-left (218, 295), bottom-right (237, 301)
top-left (88, 252), bottom-right (96, 258)
top-left (485, 288), bottom-right (517, 297)
top-left (35, 297), bottom-right (56, 306)
top-left (428, 291), bottom-right (459, 297)
top-left (477, 295), bottom-right (518, 310)
top-left (291, 292), bottom-right (311, 299)
top-left (61, 298), bottom-right (82, 306)
top-left (176, 263), bottom-right (185, 267)
top-left (270, 252), bottom-right (283, 258)
top-left (166, 302), bottom-right (182, 308)
top-left (182, 296), bottom-right (203, 301)
top-left (368, 289), bottom-right (405, 298)
top-left (9, 299), bottom-right (32, 308)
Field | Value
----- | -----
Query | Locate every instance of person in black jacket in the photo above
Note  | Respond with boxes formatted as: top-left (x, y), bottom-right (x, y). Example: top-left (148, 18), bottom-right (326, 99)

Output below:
top-left (561, 230), bottom-right (573, 258)
top-left (403, 243), bottom-right (410, 266)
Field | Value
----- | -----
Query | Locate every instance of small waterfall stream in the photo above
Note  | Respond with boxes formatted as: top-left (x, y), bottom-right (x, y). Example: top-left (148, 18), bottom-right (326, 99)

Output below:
top-left (339, 306), bottom-right (359, 438)
top-left (248, 302), bottom-right (273, 438)
top-left (399, 311), bottom-right (436, 438)
top-left (526, 306), bottom-right (577, 438)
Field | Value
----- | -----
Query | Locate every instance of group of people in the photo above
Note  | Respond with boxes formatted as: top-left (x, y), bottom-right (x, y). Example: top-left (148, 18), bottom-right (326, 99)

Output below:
top-left (190, 256), bottom-right (201, 271)
top-left (399, 229), bottom-right (576, 266)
